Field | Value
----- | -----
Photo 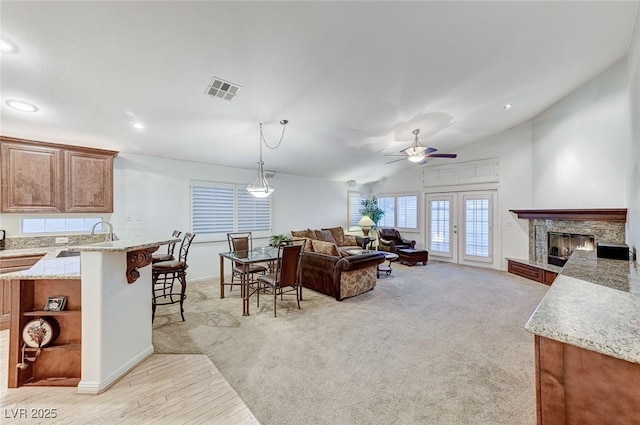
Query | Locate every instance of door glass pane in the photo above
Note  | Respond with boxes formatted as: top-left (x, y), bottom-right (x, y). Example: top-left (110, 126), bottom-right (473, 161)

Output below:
top-left (465, 198), bottom-right (490, 257)
top-left (430, 200), bottom-right (450, 253)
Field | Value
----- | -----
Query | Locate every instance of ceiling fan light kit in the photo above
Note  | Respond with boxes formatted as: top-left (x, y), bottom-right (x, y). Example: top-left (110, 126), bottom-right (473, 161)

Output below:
top-left (385, 128), bottom-right (458, 165)
top-left (246, 119), bottom-right (288, 198)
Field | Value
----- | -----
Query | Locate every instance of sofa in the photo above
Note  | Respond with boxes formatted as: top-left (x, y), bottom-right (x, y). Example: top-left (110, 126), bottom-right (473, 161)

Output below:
top-left (377, 228), bottom-right (416, 253)
top-left (290, 227), bottom-right (385, 300)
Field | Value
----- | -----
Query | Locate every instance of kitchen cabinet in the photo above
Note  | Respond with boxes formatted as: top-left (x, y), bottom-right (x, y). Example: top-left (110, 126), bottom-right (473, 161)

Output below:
top-left (0, 142), bottom-right (63, 212)
top-left (8, 278), bottom-right (82, 388)
top-left (535, 335), bottom-right (640, 425)
top-left (0, 254), bottom-right (45, 330)
top-left (0, 136), bottom-right (118, 213)
top-left (64, 150), bottom-right (114, 212)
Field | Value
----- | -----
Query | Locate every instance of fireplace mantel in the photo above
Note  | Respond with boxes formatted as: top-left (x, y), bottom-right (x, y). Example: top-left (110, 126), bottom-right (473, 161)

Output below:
top-left (509, 209), bottom-right (627, 223)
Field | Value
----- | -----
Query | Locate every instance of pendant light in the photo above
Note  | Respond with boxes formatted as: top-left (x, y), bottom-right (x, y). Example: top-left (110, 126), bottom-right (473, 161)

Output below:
top-left (246, 120), bottom-right (288, 198)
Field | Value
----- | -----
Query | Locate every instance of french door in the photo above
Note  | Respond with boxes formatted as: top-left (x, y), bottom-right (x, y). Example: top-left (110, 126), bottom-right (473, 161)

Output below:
top-left (426, 191), bottom-right (495, 266)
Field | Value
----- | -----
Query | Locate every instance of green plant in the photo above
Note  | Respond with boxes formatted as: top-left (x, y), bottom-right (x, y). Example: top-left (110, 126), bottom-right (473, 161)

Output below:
top-left (269, 234), bottom-right (291, 247)
top-left (360, 196), bottom-right (385, 226)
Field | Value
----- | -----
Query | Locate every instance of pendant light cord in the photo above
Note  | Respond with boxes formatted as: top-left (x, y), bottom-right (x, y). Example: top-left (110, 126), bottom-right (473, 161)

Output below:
top-left (260, 121), bottom-right (287, 151)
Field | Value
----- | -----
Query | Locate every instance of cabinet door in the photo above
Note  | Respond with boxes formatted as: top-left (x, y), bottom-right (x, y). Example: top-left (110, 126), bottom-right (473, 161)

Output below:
top-left (64, 150), bottom-right (114, 212)
top-left (1, 142), bottom-right (63, 212)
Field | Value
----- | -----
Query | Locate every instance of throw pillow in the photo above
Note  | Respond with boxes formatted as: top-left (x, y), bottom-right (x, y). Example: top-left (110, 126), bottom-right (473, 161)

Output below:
top-left (322, 227), bottom-right (345, 246)
top-left (343, 234), bottom-right (358, 246)
top-left (292, 237), bottom-right (314, 252)
top-left (318, 229), bottom-right (338, 245)
top-left (291, 229), bottom-right (312, 239)
top-left (311, 239), bottom-right (339, 256)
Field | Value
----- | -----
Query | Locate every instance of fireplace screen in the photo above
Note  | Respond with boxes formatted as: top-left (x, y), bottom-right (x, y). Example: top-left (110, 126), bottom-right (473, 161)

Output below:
top-left (548, 232), bottom-right (595, 266)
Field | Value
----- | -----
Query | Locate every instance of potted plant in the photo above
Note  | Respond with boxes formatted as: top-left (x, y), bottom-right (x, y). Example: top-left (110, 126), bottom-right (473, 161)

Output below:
top-left (269, 234), bottom-right (291, 247)
top-left (360, 196), bottom-right (385, 227)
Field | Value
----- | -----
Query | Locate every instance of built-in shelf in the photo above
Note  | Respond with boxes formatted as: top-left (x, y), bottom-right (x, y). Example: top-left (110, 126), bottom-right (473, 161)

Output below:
top-left (509, 209), bottom-right (627, 222)
top-left (24, 310), bottom-right (80, 317)
top-left (23, 377), bottom-right (81, 387)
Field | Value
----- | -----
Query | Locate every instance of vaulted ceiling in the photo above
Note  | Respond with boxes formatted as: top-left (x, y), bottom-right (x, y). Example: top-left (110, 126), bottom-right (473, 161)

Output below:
top-left (1, 1), bottom-right (637, 184)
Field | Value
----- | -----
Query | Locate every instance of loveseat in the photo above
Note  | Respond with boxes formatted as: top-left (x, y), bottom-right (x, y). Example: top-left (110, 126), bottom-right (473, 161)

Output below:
top-left (290, 227), bottom-right (385, 300)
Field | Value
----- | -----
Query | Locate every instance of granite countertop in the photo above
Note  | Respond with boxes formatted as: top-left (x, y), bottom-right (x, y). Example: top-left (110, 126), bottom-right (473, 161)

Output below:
top-left (0, 234), bottom-right (178, 280)
top-left (525, 250), bottom-right (640, 364)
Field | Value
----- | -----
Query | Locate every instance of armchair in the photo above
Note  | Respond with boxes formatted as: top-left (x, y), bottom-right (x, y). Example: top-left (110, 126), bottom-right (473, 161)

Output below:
top-left (377, 228), bottom-right (416, 253)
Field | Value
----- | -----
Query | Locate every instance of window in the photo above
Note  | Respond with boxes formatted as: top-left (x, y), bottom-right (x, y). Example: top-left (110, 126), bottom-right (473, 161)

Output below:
top-left (21, 217), bottom-right (103, 234)
top-left (464, 196), bottom-right (491, 259)
top-left (347, 191), bottom-right (366, 227)
top-left (429, 200), bottom-right (451, 253)
top-left (377, 194), bottom-right (418, 229)
top-left (191, 180), bottom-right (271, 240)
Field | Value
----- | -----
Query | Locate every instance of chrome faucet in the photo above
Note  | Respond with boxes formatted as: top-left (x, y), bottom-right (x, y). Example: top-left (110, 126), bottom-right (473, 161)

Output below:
top-left (90, 221), bottom-right (115, 241)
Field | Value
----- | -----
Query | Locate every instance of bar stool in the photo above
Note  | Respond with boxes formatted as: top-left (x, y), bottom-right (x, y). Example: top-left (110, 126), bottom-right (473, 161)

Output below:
top-left (152, 230), bottom-right (182, 263)
top-left (152, 232), bottom-right (195, 322)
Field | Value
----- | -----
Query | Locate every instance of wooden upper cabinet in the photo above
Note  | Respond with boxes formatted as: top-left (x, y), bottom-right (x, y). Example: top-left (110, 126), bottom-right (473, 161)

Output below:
top-left (1, 142), bottom-right (64, 212)
top-left (0, 136), bottom-right (118, 213)
top-left (65, 150), bottom-right (114, 212)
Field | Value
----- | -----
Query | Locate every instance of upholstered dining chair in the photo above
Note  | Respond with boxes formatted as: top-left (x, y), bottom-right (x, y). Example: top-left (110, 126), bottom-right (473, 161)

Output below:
top-left (152, 232), bottom-right (195, 322)
top-left (152, 230), bottom-right (182, 263)
top-left (255, 240), bottom-right (305, 317)
top-left (226, 232), bottom-right (267, 292)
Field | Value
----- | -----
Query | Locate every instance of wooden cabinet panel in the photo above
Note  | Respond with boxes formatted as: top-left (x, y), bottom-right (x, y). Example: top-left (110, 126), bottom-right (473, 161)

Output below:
top-left (0, 254), bottom-right (45, 330)
top-left (64, 150), bottom-right (114, 212)
top-left (543, 270), bottom-right (558, 285)
top-left (535, 335), bottom-right (640, 425)
top-left (1, 142), bottom-right (63, 212)
top-left (507, 260), bottom-right (557, 286)
top-left (0, 136), bottom-right (117, 213)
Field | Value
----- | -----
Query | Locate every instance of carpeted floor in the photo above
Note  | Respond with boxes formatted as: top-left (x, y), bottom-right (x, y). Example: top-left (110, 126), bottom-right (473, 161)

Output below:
top-left (152, 260), bottom-right (548, 425)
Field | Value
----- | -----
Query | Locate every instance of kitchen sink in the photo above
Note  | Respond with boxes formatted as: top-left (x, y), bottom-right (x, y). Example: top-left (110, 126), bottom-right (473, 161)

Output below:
top-left (56, 250), bottom-right (80, 258)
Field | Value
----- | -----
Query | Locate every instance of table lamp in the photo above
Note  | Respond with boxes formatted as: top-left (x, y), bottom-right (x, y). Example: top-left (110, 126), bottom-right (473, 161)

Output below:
top-left (358, 216), bottom-right (376, 236)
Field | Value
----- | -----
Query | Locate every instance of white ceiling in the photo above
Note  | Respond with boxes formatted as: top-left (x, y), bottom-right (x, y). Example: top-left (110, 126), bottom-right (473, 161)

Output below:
top-left (1, 1), bottom-right (637, 184)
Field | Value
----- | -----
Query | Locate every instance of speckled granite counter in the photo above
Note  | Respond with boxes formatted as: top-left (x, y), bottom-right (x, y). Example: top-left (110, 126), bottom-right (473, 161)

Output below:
top-left (0, 234), bottom-right (178, 280)
top-left (525, 250), bottom-right (640, 364)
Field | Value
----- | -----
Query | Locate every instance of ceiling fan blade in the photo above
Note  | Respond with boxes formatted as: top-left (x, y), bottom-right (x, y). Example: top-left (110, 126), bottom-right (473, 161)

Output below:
top-left (424, 147), bottom-right (438, 154)
top-left (385, 157), bottom-right (407, 164)
top-left (426, 153), bottom-right (457, 158)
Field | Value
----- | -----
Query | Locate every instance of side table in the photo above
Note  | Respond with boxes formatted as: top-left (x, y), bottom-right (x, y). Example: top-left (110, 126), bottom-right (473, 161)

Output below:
top-left (378, 252), bottom-right (399, 277)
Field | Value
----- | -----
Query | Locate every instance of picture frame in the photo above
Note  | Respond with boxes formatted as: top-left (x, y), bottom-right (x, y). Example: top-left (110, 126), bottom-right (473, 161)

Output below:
top-left (44, 296), bottom-right (67, 312)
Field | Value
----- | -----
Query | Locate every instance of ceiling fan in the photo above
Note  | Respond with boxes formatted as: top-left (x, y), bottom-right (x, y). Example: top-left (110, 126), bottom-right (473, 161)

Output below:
top-left (385, 129), bottom-right (457, 165)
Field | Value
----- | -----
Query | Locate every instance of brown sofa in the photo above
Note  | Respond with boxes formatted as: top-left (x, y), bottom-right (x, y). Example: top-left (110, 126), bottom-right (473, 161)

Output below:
top-left (300, 250), bottom-right (385, 301)
top-left (290, 226), bottom-right (385, 300)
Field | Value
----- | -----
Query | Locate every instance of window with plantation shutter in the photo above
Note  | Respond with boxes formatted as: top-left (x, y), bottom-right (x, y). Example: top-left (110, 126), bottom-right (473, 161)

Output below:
top-left (191, 180), bottom-right (271, 240)
top-left (348, 191), bottom-right (366, 227)
top-left (375, 194), bottom-right (418, 230)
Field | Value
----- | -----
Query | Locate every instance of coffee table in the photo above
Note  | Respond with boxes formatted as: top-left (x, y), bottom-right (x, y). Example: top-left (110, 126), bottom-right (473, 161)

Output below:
top-left (377, 252), bottom-right (399, 277)
top-left (397, 248), bottom-right (428, 266)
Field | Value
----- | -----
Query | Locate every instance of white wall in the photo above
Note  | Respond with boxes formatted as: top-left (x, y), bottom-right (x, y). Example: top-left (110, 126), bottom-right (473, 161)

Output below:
top-left (531, 59), bottom-right (632, 209)
top-left (628, 6), bottom-right (640, 258)
top-left (111, 153), bottom-right (359, 281)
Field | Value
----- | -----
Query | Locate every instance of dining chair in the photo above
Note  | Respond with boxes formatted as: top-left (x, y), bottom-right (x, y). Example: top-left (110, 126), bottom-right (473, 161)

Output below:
top-left (151, 232), bottom-right (195, 322)
top-left (152, 230), bottom-right (182, 263)
top-left (226, 232), bottom-right (267, 292)
top-left (255, 240), bottom-right (305, 317)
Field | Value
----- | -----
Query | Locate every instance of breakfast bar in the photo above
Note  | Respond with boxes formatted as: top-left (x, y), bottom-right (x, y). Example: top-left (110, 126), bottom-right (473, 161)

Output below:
top-left (0, 234), bottom-right (178, 394)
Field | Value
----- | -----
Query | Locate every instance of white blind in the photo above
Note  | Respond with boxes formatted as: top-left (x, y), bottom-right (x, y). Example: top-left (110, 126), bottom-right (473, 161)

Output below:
top-left (396, 195), bottom-right (418, 229)
top-left (377, 196), bottom-right (395, 227)
top-left (430, 200), bottom-right (450, 253)
top-left (464, 198), bottom-right (490, 258)
top-left (348, 191), bottom-right (365, 227)
top-left (191, 180), bottom-right (271, 236)
top-left (237, 190), bottom-right (271, 232)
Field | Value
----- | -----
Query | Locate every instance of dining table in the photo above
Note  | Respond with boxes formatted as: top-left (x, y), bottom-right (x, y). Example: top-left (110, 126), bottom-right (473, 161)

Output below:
top-left (218, 246), bottom-right (278, 316)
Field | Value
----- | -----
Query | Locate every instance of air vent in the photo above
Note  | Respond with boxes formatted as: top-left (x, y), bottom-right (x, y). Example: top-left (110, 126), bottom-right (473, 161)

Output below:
top-left (204, 76), bottom-right (241, 101)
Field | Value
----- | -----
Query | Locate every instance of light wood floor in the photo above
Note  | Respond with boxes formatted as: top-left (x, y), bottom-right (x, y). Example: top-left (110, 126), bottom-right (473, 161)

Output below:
top-left (0, 330), bottom-right (259, 425)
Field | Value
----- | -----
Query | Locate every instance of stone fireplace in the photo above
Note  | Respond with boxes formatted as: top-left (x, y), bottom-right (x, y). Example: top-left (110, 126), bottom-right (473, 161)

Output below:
top-left (510, 209), bottom-right (627, 265)
top-left (547, 232), bottom-right (596, 266)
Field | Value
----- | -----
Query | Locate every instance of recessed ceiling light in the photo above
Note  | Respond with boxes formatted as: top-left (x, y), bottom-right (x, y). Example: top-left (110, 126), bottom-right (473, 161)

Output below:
top-left (129, 121), bottom-right (147, 130)
top-left (0, 37), bottom-right (18, 54)
top-left (504, 103), bottom-right (513, 110)
top-left (5, 99), bottom-right (38, 112)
